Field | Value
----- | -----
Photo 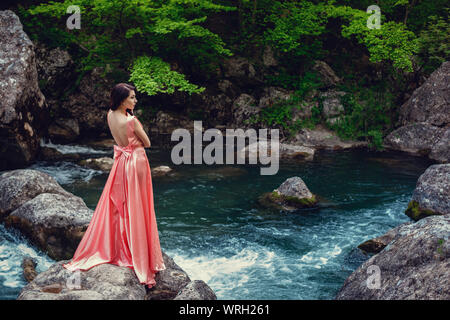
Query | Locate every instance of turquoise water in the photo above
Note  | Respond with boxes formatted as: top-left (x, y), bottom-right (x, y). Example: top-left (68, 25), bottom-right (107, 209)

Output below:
top-left (0, 144), bottom-right (433, 299)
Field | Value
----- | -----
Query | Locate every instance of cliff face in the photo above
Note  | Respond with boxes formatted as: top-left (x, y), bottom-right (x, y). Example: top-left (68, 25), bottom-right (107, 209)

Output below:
top-left (0, 10), bottom-right (48, 170)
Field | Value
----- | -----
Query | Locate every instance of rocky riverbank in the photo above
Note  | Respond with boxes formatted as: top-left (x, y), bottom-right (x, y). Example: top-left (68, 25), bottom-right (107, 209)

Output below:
top-left (0, 169), bottom-right (216, 300)
top-left (336, 164), bottom-right (449, 300)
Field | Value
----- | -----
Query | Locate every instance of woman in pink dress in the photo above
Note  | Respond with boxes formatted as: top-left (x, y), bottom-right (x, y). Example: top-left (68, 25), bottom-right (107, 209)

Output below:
top-left (63, 83), bottom-right (166, 288)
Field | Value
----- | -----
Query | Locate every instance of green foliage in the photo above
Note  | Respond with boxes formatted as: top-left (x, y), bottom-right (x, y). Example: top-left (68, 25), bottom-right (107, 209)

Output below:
top-left (129, 56), bottom-right (205, 96)
top-left (326, 88), bottom-right (396, 150)
top-left (22, 0), bottom-right (235, 95)
top-left (418, 12), bottom-right (450, 74)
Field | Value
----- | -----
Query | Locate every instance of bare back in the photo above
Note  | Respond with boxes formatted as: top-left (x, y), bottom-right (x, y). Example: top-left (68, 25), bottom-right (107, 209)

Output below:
top-left (107, 109), bottom-right (130, 147)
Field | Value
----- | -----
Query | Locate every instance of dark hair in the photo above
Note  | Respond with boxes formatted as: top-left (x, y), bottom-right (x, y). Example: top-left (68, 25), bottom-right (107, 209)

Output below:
top-left (110, 83), bottom-right (136, 116)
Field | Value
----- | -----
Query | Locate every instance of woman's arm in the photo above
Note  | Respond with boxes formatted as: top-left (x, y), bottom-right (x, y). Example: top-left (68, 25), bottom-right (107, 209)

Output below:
top-left (133, 117), bottom-right (151, 148)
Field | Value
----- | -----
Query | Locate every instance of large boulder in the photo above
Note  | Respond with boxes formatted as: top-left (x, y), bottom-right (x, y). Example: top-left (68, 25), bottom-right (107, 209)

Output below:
top-left (4, 192), bottom-right (93, 260)
top-left (0, 169), bottom-right (73, 217)
top-left (0, 10), bottom-right (48, 169)
top-left (384, 61), bottom-right (450, 163)
top-left (18, 260), bottom-right (148, 300)
top-left (336, 215), bottom-right (450, 300)
top-left (18, 251), bottom-right (216, 300)
top-left (398, 61), bottom-right (450, 127)
top-left (0, 169), bottom-right (92, 260)
top-left (405, 164), bottom-right (450, 221)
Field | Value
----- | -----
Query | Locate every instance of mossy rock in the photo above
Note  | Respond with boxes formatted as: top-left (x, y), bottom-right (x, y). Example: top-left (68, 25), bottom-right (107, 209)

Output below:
top-left (405, 200), bottom-right (441, 221)
top-left (258, 191), bottom-right (317, 211)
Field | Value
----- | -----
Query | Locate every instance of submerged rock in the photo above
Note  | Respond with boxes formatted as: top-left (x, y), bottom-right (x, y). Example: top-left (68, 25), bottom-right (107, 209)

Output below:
top-left (259, 176), bottom-right (317, 211)
top-left (405, 164), bottom-right (450, 221)
top-left (357, 222), bottom-right (412, 254)
top-left (336, 215), bottom-right (450, 300)
top-left (22, 257), bottom-right (38, 283)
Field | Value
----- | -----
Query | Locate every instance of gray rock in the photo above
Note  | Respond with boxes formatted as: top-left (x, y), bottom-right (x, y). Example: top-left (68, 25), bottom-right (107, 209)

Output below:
top-left (384, 61), bottom-right (450, 163)
top-left (288, 124), bottom-right (367, 150)
top-left (398, 61), bottom-right (450, 127)
top-left (79, 157), bottom-right (114, 172)
top-left (18, 261), bottom-right (147, 300)
top-left (231, 93), bottom-right (260, 129)
top-left (259, 87), bottom-right (292, 109)
top-left (47, 118), bottom-right (80, 143)
top-left (22, 256), bottom-right (38, 283)
top-left (336, 215), bottom-right (450, 300)
top-left (0, 10), bottom-right (48, 169)
top-left (405, 164), bottom-right (450, 221)
top-left (222, 56), bottom-right (261, 86)
top-left (429, 126), bottom-right (450, 163)
top-left (320, 90), bottom-right (346, 119)
top-left (383, 122), bottom-right (445, 159)
top-left (174, 280), bottom-right (217, 300)
top-left (4, 192), bottom-right (93, 260)
top-left (262, 45), bottom-right (278, 67)
top-left (238, 140), bottom-right (315, 162)
top-left (0, 169), bottom-right (72, 217)
top-left (312, 61), bottom-right (341, 88)
top-left (259, 176), bottom-right (317, 211)
top-left (146, 252), bottom-right (191, 300)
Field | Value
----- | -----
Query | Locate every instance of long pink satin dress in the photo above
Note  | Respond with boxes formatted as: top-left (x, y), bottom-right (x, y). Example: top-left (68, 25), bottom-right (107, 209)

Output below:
top-left (63, 112), bottom-right (166, 287)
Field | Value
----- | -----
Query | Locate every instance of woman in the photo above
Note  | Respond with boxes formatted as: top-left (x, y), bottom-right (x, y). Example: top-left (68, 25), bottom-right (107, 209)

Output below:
top-left (63, 83), bottom-right (166, 289)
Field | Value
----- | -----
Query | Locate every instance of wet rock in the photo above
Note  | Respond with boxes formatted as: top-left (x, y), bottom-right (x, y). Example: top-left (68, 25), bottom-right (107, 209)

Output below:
top-left (174, 280), bottom-right (217, 300)
top-left (357, 222), bottom-right (412, 254)
top-left (0, 10), bottom-right (48, 169)
top-left (79, 157), bottom-right (114, 172)
top-left (239, 140), bottom-right (315, 162)
top-left (22, 257), bottom-right (38, 283)
top-left (37, 146), bottom-right (81, 162)
top-left (259, 176), bottom-right (317, 211)
top-left (4, 192), bottom-right (93, 260)
top-left (336, 215), bottom-right (450, 300)
top-left (405, 164), bottom-right (450, 221)
top-left (152, 166), bottom-right (173, 178)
